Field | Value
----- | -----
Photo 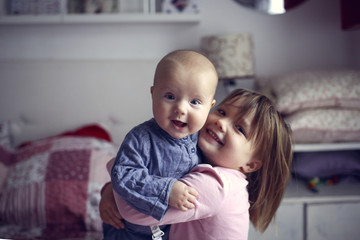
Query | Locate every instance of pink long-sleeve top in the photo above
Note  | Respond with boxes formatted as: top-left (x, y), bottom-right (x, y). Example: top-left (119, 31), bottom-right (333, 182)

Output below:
top-left (108, 159), bottom-right (250, 240)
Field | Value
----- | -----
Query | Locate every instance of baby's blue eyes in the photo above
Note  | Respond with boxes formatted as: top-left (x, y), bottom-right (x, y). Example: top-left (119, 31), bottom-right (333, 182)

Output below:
top-left (164, 94), bottom-right (201, 105)
top-left (165, 94), bottom-right (175, 100)
top-left (190, 99), bottom-right (201, 105)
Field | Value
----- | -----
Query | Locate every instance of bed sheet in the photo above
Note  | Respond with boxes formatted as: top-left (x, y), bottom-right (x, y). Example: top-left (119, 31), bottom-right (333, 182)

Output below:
top-left (0, 123), bottom-right (117, 240)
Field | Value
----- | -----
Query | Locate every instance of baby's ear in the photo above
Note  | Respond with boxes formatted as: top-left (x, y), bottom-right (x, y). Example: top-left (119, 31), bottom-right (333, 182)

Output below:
top-left (243, 159), bottom-right (262, 173)
top-left (211, 99), bottom-right (216, 107)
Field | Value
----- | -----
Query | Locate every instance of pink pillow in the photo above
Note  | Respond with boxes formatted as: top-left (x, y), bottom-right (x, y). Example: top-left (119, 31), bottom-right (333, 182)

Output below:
top-left (0, 129), bottom-right (116, 236)
top-left (285, 108), bottom-right (360, 143)
top-left (272, 69), bottom-right (360, 114)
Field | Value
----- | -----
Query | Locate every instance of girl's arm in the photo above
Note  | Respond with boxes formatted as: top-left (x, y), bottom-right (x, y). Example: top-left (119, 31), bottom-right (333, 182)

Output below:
top-left (114, 165), bottom-right (226, 226)
top-left (99, 182), bottom-right (125, 229)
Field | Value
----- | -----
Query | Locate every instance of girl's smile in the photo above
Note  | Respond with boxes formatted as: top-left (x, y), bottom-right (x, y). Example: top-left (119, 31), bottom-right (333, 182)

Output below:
top-left (205, 128), bottom-right (224, 145)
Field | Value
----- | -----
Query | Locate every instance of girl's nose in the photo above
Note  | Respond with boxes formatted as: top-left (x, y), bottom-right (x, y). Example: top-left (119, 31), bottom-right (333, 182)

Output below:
top-left (216, 118), bottom-right (226, 132)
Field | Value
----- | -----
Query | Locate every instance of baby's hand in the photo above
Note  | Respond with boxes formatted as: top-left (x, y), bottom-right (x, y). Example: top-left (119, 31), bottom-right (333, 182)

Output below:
top-left (169, 181), bottom-right (198, 211)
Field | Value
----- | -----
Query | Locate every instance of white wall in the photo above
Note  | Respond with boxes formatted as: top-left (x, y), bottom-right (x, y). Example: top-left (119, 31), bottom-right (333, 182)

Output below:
top-left (0, 0), bottom-right (359, 77)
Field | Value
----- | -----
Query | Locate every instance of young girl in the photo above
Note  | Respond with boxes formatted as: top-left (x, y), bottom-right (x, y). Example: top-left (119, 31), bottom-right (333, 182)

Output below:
top-left (100, 89), bottom-right (293, 239)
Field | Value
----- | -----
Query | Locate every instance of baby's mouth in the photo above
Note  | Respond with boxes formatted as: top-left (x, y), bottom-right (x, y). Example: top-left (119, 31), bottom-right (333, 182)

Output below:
top-left (207, 129), bottom-right (223, 145)
top-left (172, 120), bottom-right (187, 128)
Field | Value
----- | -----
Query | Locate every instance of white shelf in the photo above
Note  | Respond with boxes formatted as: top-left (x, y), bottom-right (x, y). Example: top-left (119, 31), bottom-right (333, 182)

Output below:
top-left (65, 13), bottom-right (200, 23)
top-left (0, 0), bottom-right (200, 24)
top-left (0, 13), bottom-right (200, 24)
top-left (286, 142), bottom-right (360, 205)
top-left (293, 142), bottom-right (360, 152)
top-left (0, 14), bottom-right (62, 24)
top-left (283, 177), bottom-right (360, 204)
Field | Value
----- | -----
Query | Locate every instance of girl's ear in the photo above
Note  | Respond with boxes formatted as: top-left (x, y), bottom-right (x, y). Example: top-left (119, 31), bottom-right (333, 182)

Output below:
top-left (242, 159), bottom-right (262, 173)
top-left (150, 86), bottom-right (154, 94)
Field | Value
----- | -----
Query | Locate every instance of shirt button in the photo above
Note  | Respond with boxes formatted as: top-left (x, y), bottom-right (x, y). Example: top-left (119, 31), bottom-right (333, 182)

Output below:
top-left (191, 148), bottom-right (195, 153)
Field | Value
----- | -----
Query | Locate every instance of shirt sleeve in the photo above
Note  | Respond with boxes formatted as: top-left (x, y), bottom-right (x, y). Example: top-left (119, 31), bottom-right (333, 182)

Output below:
top-left (110, 132), bottom-right (177, 220)
top-left (114, 165), bottom-right (226, 226)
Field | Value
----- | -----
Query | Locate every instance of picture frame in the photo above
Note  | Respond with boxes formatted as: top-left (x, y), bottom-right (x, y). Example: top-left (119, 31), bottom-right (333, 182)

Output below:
top-left (161, 0), bottom-right (199, 14)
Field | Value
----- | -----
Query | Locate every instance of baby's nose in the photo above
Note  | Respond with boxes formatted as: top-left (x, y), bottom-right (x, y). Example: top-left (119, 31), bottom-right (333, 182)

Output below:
top-left (174, 101), bottom-right (187, 115)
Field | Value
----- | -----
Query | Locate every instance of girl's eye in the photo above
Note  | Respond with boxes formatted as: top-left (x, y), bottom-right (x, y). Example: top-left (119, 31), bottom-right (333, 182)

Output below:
top-left (217, 109), bottom-right (226, 116)
top-left (190, 99), bottom-right (201, 105)
top-left (236, 125), bottom-right (245, 135)
top-left (164, 93), bottom-right (175, 100)
top-left (235, 125), bottom-right (246, 137)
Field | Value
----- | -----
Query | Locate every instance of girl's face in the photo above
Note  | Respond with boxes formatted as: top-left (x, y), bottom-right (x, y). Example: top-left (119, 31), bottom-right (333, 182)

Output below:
top-left (198, 98), bottom-right (260, 172)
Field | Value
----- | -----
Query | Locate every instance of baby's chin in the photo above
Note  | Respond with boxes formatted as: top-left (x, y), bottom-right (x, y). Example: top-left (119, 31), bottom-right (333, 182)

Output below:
top-left (169, 129), bottom-right (200, 140)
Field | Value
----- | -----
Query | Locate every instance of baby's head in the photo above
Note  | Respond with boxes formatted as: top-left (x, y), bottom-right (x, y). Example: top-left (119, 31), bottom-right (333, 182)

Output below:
top-left (151, 50), bottom-right (218, 139)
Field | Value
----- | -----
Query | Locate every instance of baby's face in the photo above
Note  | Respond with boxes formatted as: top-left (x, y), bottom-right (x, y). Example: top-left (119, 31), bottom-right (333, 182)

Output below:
top-left (151, 66), bottom-right (217, 139)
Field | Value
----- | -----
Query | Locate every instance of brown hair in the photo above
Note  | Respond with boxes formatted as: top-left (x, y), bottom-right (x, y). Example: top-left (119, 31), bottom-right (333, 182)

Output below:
top-left (219, 89), bottom-right (293, 233)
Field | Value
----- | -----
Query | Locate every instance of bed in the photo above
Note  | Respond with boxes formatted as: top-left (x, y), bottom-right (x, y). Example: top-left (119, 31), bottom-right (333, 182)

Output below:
top-left (0, 123), bottom-right (117, 239)
top-left (0, 59), bottom-right (158, 239)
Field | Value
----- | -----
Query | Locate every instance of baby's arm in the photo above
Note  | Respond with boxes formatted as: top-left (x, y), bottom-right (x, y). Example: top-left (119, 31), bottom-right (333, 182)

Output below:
top-left (169, 181), bottom-right (198, 211)
top-left (116, 165), bottom-right (226, 226)
top-left (109, 144), bottom-right (177, 221)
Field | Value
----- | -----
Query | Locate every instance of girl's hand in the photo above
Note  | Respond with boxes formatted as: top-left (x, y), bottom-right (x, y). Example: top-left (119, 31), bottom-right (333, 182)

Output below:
top-left (169, 181), bottom-right (198, 211)
top-left (99, 182), bottom-right (125, 229)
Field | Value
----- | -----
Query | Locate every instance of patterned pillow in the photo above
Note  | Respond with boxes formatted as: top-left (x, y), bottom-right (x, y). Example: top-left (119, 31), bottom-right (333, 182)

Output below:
top-left (272, 69), bottom-right (360, 114)
top-left (0, 121), bottom-right (13, 192)
top-left (285, 108), bottom-right (360, 143)
top-left (0, 121), bottom-right (13, 150)
top-left (0, 131), bottom-right (116, 237)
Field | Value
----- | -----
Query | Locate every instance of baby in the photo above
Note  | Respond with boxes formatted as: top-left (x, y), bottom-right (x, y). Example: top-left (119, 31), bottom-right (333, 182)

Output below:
top-left (108, 50), bottom-right (218, 239)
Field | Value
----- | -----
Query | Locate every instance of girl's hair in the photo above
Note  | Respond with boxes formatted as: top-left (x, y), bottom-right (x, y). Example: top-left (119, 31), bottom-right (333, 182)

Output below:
top-left (219, 89), bottom-right (293, 233)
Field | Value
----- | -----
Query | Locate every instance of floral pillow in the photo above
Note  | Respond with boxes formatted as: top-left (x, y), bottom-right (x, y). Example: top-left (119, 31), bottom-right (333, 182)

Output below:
top-left (271, 69), bottom-right (360, 114)
top-left (285, 108), bottom-right (360, 143)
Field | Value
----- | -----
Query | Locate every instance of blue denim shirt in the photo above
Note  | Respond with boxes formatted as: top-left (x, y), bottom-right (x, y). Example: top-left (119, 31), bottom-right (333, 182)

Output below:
top-left (111, 118), bottom-right (200, 221)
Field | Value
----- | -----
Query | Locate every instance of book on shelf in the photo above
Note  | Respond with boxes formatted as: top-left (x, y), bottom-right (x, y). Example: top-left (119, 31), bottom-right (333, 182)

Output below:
top-left (68, 0), bottom-right (117, 14)
top-left (8, 0), bottom-right (61, 15)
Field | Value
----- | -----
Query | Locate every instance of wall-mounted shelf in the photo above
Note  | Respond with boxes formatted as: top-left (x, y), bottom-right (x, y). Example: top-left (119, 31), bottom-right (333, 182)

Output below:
top-left (0, 13), bottom-right (200, 24)
top-left (64, 13), bottom-right (200, 23)
top-left (293, 142), bottom-right (360, 152)
top-left (0, 0), bottom-right (200, 24)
